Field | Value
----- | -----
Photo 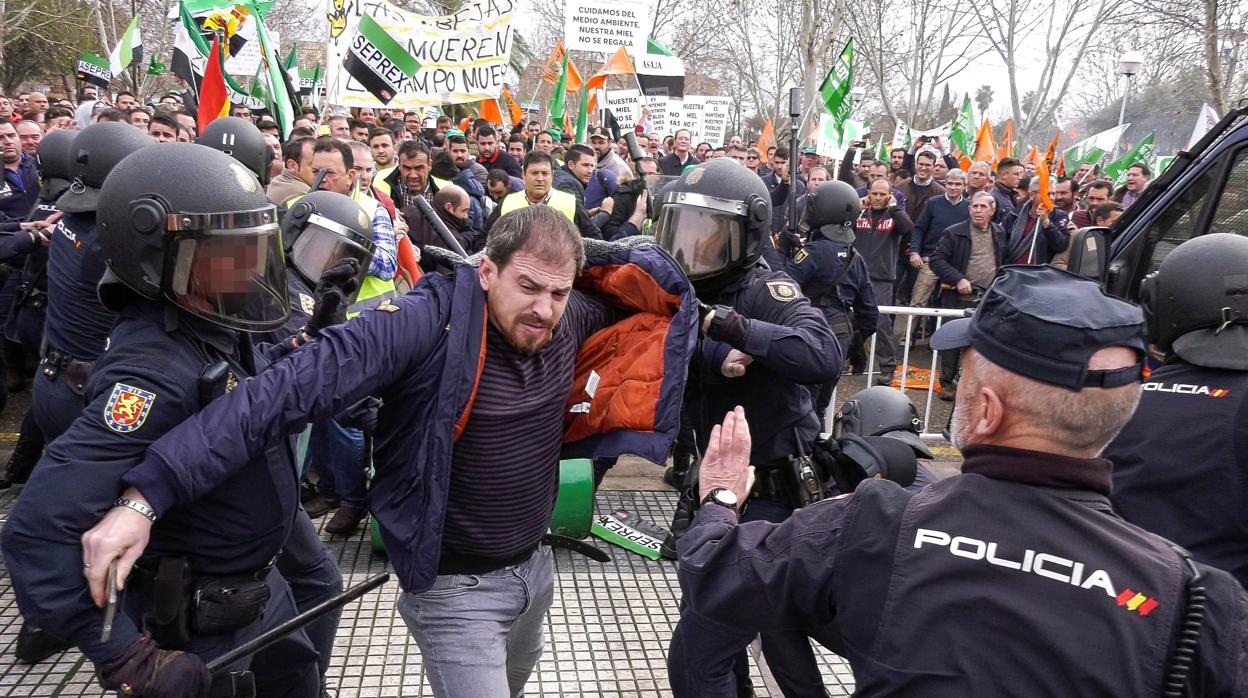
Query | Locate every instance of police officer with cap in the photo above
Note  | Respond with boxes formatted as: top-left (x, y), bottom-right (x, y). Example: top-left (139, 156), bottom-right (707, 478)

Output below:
top-left (0, 129), bottom-right (75, 491)
top-left (656, 157), bottom-right (842, 697)
top-left (2, 143), bottom-right (333, 697)
top-left (782, 180), bottom-right (878, 431)
top-left (1105, 233), bottom-right (1248, 589)
top-left (669, 265), bottom-right (1247, 696)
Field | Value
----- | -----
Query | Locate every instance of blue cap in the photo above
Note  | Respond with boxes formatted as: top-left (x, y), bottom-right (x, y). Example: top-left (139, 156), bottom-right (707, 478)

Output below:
top-left (931, 265), bottom-right (1147, 391)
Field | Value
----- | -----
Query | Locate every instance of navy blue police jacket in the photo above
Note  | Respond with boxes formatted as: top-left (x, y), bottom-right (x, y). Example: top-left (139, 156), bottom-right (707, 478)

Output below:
top-left (783, 239), bottom-right (878, 341)
top-left (676, 445), bottom-right (1248, 696)
top-left (1, 302), bottom-right (299, 665)
top-left (45, 212), bottom-right (116, 360)
top-left (0, 154), bottom-right (39, 232)
top-left (116, 240), bottom-right (698, 593)
top-left (1106, 359), bottom-right (1248, 589)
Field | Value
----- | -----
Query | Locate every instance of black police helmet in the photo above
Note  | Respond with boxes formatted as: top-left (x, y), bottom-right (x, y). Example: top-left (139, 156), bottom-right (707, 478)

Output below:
top-left (834, 386), bottom-right (933, 459)
top-left (57, 122), bottom-right (153, 214)
top-left (198, 116), bottom-right (275, 187)
top-left (96, 143), bottom-right (289, 332)
top-left (806, 181), bottom-right (860, 245)
top-left (1140, 233), bottom-right (1248, 370)
top-left (283, 190), bottom-right (376, 293)
top-left (654, 158), bottom-right (770, 291)
top-left (35, 129), bottom-right (77, 202)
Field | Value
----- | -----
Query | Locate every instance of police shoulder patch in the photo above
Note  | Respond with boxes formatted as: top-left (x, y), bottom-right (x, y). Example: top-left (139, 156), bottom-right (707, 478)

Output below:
top-left (376, 299), bottom-right (401, 313)
top-left (299, 292), bottom-right (316, 315)
top-left (766, 280), bottom-right (800, 302)
top-left (104, 383), bottom-right (157, 433)
top-left (794, 248), bottom-right (809, 264)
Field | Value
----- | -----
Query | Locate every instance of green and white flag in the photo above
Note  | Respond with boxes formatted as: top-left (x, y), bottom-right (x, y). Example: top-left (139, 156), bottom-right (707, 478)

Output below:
top-left (892, 121), bottom-right (912, 152)
top-left (77, 53), bottom-right (112, 88)
top-left (1153, 154), bottom-right (1177, 177)
top-left (344, 13), bottom-right (422, 105)
top-left (818, 38), bottom-right (854, 139)
top-left (1103, 132), bottom-right (1156, 185)
top-left (949, 94), bottom-right (974, 156)
top-left (874, 137), bottom-right (888, 162)
top-left (249, 2), bottom-right (297, 136)
top-left (1062, 123), bottom-right (1129, 173)
top-left (108, 15), bottom-right (143, 74)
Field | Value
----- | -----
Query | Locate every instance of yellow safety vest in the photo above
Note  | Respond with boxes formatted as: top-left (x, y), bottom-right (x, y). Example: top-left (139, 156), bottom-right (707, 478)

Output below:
top-left (374, 165), bottom-right (396, 197)
top-left (498, 189), bottom-right (576, 222)
top-left (284, 191), bottom-right (397, 319)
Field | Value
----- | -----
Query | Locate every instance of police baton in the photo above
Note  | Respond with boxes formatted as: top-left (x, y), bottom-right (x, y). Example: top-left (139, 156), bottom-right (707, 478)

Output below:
top-left (205, 572), bottom-right (389, 674)
top-left (411, 195), bottom-right (469, 258)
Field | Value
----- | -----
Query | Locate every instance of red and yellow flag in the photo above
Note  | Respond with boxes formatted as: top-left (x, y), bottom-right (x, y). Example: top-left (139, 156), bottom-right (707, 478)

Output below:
top-left (197, 35), bottom-right (230, 133)
top-left (586, 45), bottom-right (636, 91)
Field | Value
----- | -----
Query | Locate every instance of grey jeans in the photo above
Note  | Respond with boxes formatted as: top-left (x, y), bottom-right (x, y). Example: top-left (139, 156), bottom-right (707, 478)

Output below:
top-left (398, 546), bottom-right (555, 698)
top-left (870, 278), bottom-right (897, 373)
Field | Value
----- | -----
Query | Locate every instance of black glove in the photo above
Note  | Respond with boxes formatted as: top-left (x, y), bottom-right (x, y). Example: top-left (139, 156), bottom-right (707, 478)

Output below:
top-left (305, 258), bottom-right (362, 337)
top-left (701, 304), bottom-right (750, 347)
top-left (847, 331), bottom-right (868, 374)
top-left (99, 635), bottom-right (210, 698)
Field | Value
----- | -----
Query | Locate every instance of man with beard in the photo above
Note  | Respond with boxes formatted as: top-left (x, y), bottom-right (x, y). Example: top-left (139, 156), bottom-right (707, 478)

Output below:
top-left (475, 125), bottom-right (521, 179)
top-left (404, 184), bottom-right (477, 253)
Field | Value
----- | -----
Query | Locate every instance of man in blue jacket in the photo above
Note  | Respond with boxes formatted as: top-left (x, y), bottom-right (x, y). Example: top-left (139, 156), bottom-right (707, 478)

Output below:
top-left (79, 205), bottom-right (698, 698)
top-left (909, 168), bottom-right (969, 310)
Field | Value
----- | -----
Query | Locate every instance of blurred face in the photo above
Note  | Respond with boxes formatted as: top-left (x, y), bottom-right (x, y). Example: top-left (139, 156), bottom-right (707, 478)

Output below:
top-left (997, 164), bottom-right (1023, 188)
top-left (569, 154), bottom-right (594, 184)
top-left (149, 121), bottom-right (178, 143)
top-left (175, 113), bottom-right (196, 133)
top-left (915, 154), bottom-right (936, 180)
top-left (806, 168), bottom-right (828, 187)
top-left (477, 133), bottom-right (498, 158)
top-left (508, 140), bottom-right (526, 160)
top-left (82, 87), bottom-right (98, 100)
top-left (674, 130), bottom-right (691, 154)
top-left (193, 239), bottom-right (265, 295)
top-left (351, 151), bottom-right (375, 189)
top-left (400, 151), bottom-right (430, 192)
top-left (0, 97), bottom-right (12, 118)
top-left (358, 108), bottom-right (375, 122)
top-left (449, 140), bottom-right (470, 166)
top-left (1024, 161), bottom-right (1038, 175)
top-left (1053, 180), bottom-right (1076, 209)
top-left (371, 133), bottom-right (395, 166)
top-left (535, 132), bottom-right (554, 153)
top-left (311, 150), bottom-right (356, 194)
top-left (695, 143), bottom-right (710, 160)
top-left (116, 94), bottom-right (137, 111)
top-left (868, 179), bottom-right (891, 210)
top-left (969, 195), bottom-right (994, 228)
top-left (524, 162), bottom-right (552, 199)
top-left (1085, 185), bottom-right (1112, 210)
top-left (868, 163), bottom-right (888, 183)
top-left (232, 106), bottom-right (252, 121)
top-left (1073, 163), bottom-right (1092, 183)
top-left (0, 124), bottom-right (19, 165)
top-left (933, 158), bottom-right (949, 180)
top-left (1125, 166), bottom-right (1149, 192)
top-left (30, 93), bottom-right (49, 113)
top-left (480, 249), bottom-right (576, 354)
top-left (968, 164), bottom-right (991, 191)
top-left (944, 176), bottom-right (965, 199)
top-left (16, 122), bottom-right (41, 156)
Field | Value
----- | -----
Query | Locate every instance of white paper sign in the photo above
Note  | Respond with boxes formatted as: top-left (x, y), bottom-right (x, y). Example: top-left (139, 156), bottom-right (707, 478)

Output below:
top-left (563, 0), bottom-right (650, 53)
top-left (605, 88), bottom-right (641, 129)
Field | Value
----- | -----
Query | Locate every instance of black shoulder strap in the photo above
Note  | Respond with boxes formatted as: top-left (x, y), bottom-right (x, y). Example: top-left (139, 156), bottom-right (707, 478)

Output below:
top-left (1161, 544), bottom-right (1205, 698)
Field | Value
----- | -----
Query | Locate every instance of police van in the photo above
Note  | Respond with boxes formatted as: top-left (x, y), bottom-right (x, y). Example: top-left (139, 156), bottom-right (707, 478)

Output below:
top-left (1069, 103), bottom-right (1248, 296)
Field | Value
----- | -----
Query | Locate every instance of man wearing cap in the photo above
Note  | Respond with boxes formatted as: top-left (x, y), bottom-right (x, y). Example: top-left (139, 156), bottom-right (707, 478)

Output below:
top-left (1105, 233), bottom-right (1248, 589)
top-left (667, 265), bottom-right (1248, 697)
top-left (588, 126), bottom-right (630, 181)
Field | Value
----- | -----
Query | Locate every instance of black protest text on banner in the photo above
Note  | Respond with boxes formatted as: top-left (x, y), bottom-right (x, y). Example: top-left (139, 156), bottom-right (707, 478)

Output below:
top-left (77, 59), bottom-right (112, 87)
top-left (327, 0), bottom-right (516, 108)
top-left (563, 0), bottom-right (649, 52)
top-left (605, 89), bottom-right (641, 129)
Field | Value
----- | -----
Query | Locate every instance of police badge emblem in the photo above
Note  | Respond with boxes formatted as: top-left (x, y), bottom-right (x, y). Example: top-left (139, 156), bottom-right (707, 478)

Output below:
top-left (103, 383), bottom-right (157, 433)
top-left (766, 280), bottom-right (800, 302)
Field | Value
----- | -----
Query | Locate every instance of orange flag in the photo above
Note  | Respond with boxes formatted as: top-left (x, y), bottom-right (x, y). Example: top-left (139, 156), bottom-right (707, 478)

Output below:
top-left (541, 41), bottom-right (567, 83)
top-left (197, 35), bottom-right (230, 133)
top-left (501, 85), bottom-right (523, 126)
top-left (586, 45), bottom-right (636, 91)
top-left (756, 119), bottom-right (775, 157)
top-left (996, 118), bottom-right (1014, 161)
top-left (480, 98), bottom-right (504, 127)
top-left (971, 119), bottom-right (997, 167)
top-left (1023, 145), bottom-right (1039, 165)
top-left (1043, 129), bottom-right (1060, 170)
top-left (1036, 157), bottom-right (1053, 210)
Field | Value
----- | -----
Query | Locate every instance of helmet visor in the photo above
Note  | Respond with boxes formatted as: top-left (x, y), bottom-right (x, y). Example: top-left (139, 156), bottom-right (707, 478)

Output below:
top-left (655, 204), bottom-right (744, 280)
top-left (164, 209), bottom-right (290, 332)
top-left (289, 213), bottom-right (374, 299)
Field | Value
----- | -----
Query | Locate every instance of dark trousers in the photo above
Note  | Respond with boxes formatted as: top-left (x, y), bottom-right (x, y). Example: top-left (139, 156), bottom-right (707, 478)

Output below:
top-left (937, 296), bottom-right (978, 387)
top-left (31, 368), bottom-right (83, 444)
top-left (869, 279), bottom-right (897, 373)
top-left (276, 510), bottom-right (343, 681)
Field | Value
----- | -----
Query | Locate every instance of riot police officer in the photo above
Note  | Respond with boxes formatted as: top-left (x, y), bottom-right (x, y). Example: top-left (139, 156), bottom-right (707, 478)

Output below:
top-left (832, 385), bottom-right (936, 489)
top-left (35, 122), bottom-right (152, 443)
top-left (670, 266), bottom-right (1248, 696)
top-left (1, 144), bottom-right (329, 697)
top-left (1105, 233), bottom-right (1248, 588)
top-left (783, 181), bottom-right (878, 431)
top-left (198, 116), bottom-right (275, 188)
top-left (655, 157), bottom-right (842, 698)
top-left (0, 129), bottom-right (75, 490)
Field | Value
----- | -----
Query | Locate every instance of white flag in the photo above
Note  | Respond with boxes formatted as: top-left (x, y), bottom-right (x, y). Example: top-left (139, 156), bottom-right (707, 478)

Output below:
top-left (1187, 103), bottom-right (1220, 149)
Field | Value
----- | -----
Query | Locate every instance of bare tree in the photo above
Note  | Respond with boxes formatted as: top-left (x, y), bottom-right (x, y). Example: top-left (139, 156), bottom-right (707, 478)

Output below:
top-left (0, 0), bottom-right (96, 91)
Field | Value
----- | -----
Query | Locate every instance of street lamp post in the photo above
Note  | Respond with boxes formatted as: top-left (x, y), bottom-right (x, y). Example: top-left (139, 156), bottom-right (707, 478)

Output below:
top-left (1116, 50), bottom-right (1144, 155)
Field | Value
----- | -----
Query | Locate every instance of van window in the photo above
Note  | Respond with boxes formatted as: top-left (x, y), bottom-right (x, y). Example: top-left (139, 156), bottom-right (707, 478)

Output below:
top-left (1208, 149), bottom-right (1248, 237)
top-left (1143, 147), bottom-right (1248, 274)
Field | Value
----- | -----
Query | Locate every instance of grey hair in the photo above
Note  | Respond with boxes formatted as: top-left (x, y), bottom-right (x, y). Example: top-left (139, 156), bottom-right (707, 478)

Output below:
top-left (486, 205), bottom-right (585, 274)
top-left (944, 169), bottom-right (967, 183)
top-left (971, 190), bottom-right (996, 208)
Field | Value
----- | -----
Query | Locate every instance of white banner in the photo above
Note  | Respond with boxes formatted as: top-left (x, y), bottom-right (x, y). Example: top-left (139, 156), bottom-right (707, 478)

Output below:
top-left (815, 115), bottom-right (864, 159)
top-left (641, 88), bottom-right (668, 134)
top-left (605, 88), bottom-right (642, 129)
top-left (325, 0), bottom-right (516, 108)
top-left (225, 25), bottom-right (279, 76)
top-left (683, 95), bottom-right (731, 145)
top-left (563, 0), bottom-right (650, 54)
top-left (1188, 103), bottom-right (1219, 149)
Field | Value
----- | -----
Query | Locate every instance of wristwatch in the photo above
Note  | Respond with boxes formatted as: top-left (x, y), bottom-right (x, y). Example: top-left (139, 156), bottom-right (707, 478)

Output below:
top-left (701, 487), bottom-right (739, 511)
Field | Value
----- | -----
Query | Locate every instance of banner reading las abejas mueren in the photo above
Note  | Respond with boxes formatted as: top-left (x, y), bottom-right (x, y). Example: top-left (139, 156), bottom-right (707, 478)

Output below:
top-left (325, 0), bottom-right (515, 108)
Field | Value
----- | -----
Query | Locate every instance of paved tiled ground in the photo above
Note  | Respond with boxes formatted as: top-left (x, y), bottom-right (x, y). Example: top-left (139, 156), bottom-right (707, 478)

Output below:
top-left (0, 488), bottom-right (858, 698)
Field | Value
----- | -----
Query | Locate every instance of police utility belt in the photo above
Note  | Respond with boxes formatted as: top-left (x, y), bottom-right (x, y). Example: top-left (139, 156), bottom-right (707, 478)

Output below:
top-left (131, 557), bottom-right (273, 650)
top-left (40, 347), bottom-right (94, 396)
top-left (14, 280), bottom-right (47, 311)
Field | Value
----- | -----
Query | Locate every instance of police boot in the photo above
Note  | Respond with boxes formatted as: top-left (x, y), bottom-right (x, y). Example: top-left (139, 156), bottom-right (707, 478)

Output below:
top-left (662, 462), bottom-right (688, 491)
top-left (14, 623), bottom-right (72, 663)
top-left (2, 432), bottom-right (44, 488)
top-left (659, 490), bottom-right (696, 560)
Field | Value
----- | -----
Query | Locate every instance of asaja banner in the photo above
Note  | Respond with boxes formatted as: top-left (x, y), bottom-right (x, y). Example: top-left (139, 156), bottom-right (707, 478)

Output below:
top-left (326, 0), bottom-right (516, 107)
